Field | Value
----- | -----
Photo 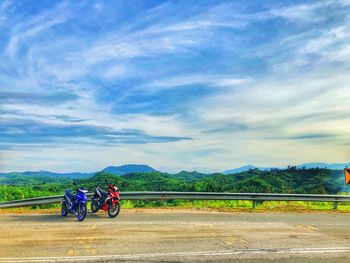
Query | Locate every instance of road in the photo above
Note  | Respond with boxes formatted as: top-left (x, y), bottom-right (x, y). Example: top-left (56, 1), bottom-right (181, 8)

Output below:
top-left (1, 209), bottom-right (350, 262)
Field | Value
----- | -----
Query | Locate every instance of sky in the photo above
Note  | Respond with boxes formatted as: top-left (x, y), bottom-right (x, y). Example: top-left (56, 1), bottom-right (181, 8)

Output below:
top-left (0, 0), bottom-right (350, 173)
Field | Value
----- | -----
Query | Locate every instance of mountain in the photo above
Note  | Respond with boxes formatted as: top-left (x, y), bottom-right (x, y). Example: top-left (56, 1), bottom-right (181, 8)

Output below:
top-left (102, 164), bottom-right (157, 175)
top-left (223, 162), bottom-right (350, 174)
top-left (0, 164), bottom-right (158, 179)
top-left (224, 165), bottom-right (261, 174)
top-left (296, 162), bottom-right (350, 170)
top-left (0, 168), bottom-right (346, 202)
top-left (1, 162), bottom-right (348, 181)
top-left (82, 168), bottom-right (345, 194)
top-left (21, 171), bottom-right (93, 178)
top-left (0, 171), bottom-right (92, 179)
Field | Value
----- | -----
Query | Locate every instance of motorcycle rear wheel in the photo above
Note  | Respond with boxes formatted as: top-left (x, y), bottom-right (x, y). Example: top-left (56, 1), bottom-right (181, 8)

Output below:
top-left (108, 202), bottom-right (121, 218)
top-left (61, 202), bottom-right (68, 217)
top-left (91, 199), bottom-right (99, 213)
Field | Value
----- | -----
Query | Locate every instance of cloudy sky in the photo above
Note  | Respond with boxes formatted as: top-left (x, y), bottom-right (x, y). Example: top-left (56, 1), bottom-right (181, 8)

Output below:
top-left (0, 0), bottom-right (349, 173)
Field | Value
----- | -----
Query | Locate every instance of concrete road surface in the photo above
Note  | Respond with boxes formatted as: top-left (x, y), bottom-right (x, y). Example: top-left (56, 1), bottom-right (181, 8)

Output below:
top-left (1, 209), bottom-right (350, 262)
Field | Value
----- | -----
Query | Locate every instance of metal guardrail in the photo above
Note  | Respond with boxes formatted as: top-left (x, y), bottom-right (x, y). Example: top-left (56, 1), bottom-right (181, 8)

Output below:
top-left (1, 192), bottom-right (350, 209)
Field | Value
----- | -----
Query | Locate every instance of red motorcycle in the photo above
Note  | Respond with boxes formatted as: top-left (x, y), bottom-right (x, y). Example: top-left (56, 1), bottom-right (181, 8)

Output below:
top-left (91, 179), bottom-right (121, 218)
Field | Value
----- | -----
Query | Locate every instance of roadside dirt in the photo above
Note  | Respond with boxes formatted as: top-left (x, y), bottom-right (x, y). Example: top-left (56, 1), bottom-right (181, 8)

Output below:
top-left (1, 206), bottom-right (350, 215)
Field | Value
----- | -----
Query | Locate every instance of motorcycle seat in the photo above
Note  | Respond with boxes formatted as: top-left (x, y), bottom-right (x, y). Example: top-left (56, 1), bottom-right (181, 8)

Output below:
top-left (96, 187), bottom-right (108, 197)
top-left (66, 191), bottom-right (76, 201)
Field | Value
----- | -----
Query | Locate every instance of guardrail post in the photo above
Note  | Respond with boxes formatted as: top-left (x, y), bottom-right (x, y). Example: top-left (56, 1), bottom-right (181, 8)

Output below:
top-left (252, 200), bottom-right (256, 209)
top-left (333, 201), bottom-right (338, 210)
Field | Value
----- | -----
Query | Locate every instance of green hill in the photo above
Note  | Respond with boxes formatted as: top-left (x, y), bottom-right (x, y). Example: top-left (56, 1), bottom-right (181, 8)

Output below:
top-left (0, 167), bottom-right (346, 202)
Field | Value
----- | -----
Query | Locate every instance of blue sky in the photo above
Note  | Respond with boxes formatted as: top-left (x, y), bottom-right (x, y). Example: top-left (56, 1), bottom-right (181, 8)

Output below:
top-left (0, 0), bottom-right (349, 172)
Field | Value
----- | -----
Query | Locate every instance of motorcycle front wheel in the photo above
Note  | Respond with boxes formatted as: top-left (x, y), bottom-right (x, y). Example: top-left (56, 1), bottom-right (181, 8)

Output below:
top-left (76, 203), bottom-right (87, 222)
top-left (108, 202), bottom-right (121, 218)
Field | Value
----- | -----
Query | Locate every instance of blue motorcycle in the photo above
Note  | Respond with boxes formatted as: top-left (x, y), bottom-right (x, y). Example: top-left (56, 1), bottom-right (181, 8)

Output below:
top-left (61, 182), bottom-right (88, 222)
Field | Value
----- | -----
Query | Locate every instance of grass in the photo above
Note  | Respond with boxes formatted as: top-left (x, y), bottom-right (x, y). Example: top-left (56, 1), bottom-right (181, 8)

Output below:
top-left (2, 199), bottom-right (350, 213)
top-left (129, 200), bottom-right (350, 212)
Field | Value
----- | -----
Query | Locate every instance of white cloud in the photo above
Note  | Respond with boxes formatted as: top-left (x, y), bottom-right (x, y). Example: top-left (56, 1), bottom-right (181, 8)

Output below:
top-left (6, 17), bottom-right (67, 57)
top-left (146, 75), bottom-right (249, 91)
top-left (1, 0), bottom-right (350, 172)
top-left (102, 65), bottom-right (127, 79)
top-left (269, 2), bottom-right (325, 22)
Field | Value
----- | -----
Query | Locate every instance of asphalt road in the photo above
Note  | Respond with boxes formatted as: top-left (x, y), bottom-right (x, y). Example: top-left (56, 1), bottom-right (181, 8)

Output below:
top-left (1, 209), bottom-right (350, 262)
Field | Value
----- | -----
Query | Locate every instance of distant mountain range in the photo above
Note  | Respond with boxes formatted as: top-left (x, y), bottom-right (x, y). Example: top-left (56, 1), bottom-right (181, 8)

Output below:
top-left (296, 162), bottom-right (350, 170)
top-left (0, 162), bottom-right (349, 179)
top-left (223, 162), bottom-right (350, 174)
top-left (223, 165), bottom-right (267, 174)
top-left (20, 171), bottom-right (93, 179)
top-left (0, 164), bottom-right (158, 179)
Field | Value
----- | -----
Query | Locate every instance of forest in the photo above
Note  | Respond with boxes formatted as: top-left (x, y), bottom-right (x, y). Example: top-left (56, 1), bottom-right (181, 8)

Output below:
top-left (0, 167), bottom-right (346, 202)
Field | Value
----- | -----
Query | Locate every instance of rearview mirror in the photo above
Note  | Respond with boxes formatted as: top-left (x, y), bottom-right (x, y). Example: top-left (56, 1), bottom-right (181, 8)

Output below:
top-left (73, 182), bottom-right (77, 186)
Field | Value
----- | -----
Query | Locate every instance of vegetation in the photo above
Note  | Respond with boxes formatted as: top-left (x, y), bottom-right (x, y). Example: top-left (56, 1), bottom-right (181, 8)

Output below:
top-left (0, 167), bottom-right (348, 211)
top-left (119, 199), bottom-right (350, 212)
